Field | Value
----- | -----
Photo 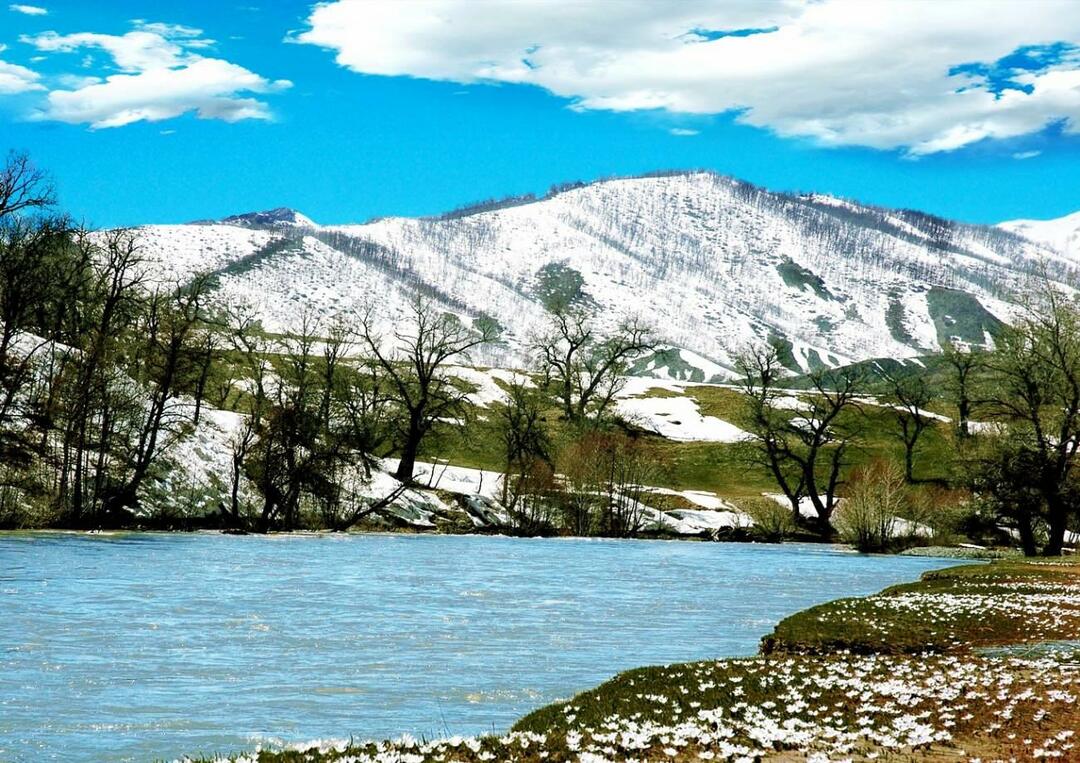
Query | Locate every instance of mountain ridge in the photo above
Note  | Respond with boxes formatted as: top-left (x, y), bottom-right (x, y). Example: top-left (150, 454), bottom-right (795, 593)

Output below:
top-left (126, 170), bottom-right (1079, 379)
top-left (998, 209), bottom-right (1080, 261)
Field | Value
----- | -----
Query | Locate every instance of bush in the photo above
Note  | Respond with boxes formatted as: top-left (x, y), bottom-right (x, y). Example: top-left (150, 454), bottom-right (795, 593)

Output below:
top-left (736, 496), bottom-right (795, 542)
top-left (833, 460), bottom-right (908, 552)
top-left (904, 485), bottom-right (975, 546)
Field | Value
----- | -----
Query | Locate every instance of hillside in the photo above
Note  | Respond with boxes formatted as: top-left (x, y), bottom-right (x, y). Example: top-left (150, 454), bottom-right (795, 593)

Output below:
top-left (999, 209), bottom-right (1080, 261)
top-left (128, 171), bottom-right (1078, 379)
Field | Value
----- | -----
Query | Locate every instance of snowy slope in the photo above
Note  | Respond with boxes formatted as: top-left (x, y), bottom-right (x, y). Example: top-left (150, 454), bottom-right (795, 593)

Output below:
top-left (999, 210), bottom-right (1080, 261)
top-left (127, 171), bottom-right (1078, 377)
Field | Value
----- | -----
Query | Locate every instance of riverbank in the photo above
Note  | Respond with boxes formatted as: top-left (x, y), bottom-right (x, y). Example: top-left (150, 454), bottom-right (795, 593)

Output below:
top-left (200, 557), bottom-right (1080, 762)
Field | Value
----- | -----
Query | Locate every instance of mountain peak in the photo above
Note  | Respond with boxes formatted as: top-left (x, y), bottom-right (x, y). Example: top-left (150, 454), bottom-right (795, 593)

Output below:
top-left (998, 209), bottom-right (1080, 260)
top-left (220, 207), bottom-right (316, 228)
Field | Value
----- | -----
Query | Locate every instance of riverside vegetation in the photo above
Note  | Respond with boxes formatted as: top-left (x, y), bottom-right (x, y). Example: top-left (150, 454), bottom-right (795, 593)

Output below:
top-left (2, 150), bottom-right (1080, 556)
top-left (192, 556), bottom-right (1080, 762)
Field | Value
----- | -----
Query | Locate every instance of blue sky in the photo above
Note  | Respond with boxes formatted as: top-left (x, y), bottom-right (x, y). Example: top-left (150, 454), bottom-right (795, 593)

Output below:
top-left (1, 0), bottom-right (1080, 227)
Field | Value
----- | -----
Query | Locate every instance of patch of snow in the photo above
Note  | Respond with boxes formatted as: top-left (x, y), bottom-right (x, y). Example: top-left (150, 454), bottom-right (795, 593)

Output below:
top-left (127, 172), bottom-right (1061, 373)
top-left (617, 393), bottom-right (750, 443)
top-left (381, 459), bottom-right (505, 501)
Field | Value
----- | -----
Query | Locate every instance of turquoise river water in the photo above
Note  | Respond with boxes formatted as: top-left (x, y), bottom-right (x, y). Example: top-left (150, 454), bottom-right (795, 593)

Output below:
top-left (0, 532), bottom-right (964, 761)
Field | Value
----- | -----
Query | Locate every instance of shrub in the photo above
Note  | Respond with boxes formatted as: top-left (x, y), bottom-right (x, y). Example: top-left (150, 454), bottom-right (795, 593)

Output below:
top-left (904, 485), bottom-right (974, 546)
top-left (833, 460), bottom-right (908, 552)
top-left (736, 496), bottom-right (795, 542)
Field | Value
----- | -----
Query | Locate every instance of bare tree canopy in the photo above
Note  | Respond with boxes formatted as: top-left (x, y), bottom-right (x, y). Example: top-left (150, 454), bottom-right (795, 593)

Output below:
top-left (532, 306), bottom-right (655, 423)
top-left (0, 151), bottom-right (54, 220)
top-left (736, 345), bottom-right (865, 534)
top-left (358, 295), bottom-right (496, 483)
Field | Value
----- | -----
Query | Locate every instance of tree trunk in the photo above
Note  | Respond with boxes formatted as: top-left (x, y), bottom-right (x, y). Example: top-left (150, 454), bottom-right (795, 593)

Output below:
top-left (1042, 501), bottom-right (1067, 556)
top-left (957, 399), bottom-right (971, 439)
top-left (395, 423), bottom-right (421, 484)
top-left (1017, 509), bottom-right (1039, 557)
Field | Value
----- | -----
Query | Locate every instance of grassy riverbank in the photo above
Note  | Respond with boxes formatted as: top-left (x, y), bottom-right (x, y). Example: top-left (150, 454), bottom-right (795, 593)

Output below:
top-left (196, 558), bottom-right (1080, 762)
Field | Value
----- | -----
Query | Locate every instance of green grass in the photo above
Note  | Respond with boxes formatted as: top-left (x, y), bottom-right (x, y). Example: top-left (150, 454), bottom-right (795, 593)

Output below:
top-left (886, 291), bottom-right (914, 344)
top-left (776, 257), bottom-right (834, 300)
top-left (926, 286), bottom-right (1005, 346)
top-left (421, 378), bottom-right (962, 500)
top-left (763, 558), bottom-right (1080, 655)
top-left (628, 349), bottom-right (715, 382)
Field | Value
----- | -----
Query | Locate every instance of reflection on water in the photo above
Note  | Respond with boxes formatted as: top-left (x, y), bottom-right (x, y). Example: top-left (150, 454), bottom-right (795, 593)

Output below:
top-left (0, 532), bottom-right (962, 762)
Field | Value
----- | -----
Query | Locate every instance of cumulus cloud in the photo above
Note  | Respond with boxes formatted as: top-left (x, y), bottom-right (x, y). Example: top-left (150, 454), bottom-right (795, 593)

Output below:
top-left (9, 4), bottom-right (47, 15)
top-left (21, 21), bottom-right (289, 127)
top-left (0, 58), bottom-right (43, 94)
top-left (295, 0), bottom-right (1080, 155)
top-left (41, 59), bottom-right (290, 127)
top-left (25, 28), bottom-right (193, 72)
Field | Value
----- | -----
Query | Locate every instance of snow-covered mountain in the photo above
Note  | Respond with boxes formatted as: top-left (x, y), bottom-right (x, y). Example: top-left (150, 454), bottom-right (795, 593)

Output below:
top-left (999, 210), bottom-right (1080, 261)
top-left (129, 171), bottom-right (1078, 379)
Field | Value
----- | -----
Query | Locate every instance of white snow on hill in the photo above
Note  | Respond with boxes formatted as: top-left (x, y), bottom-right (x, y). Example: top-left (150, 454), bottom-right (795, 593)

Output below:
top-left (125, 171), bottom-right (1078, 380)
top-left (616, 388), bottom-right (749, 443)
top-left (999, 210), bottom-right (1080, 261)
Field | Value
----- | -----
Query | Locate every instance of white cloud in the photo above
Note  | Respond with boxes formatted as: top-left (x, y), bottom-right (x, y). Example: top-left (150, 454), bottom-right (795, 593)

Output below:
top-left (0, 58), bottom-right (43, 94)
top-left (295, 0), bottom-right (1080, 155)
top-left (40, 58), bottom-right (290, 128)
top-left (25, 28), bottom-right (196, 72)
top-left (669, 128), bottom-right (699, 136)
top-left (1013, 150), bottom-right (1042, 159)
top-left (21, 22), bottom-right (290, 127)
top-left (9, 4), bottom-right (47, 15)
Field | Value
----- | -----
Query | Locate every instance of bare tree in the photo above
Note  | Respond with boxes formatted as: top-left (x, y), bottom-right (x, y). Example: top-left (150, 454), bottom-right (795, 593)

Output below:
top-left (791, 366), bottom-right (865, 530)
top-left (0, 150), bottom-right (54, 220)
top-left (736, 345), bottom-right (865, 534)
top-left (0, 152), bottom-right (66, 449)
top-left (357, 295), bottom-right (495, 483)
top-left (497, 376), bottom-right (552, 520)
top-left (57, 230), bottom-right (146, 523)
top-left (223, 304), bottom-right (269, 526)
top-left (532, 306), bottom-right (655, 422)
top-left (0, 217), bottom-right (72, 431)
top-left (941, 341), bottom-right (985, 439)
top-left (735, 346), bottom-right (806, 522)
top-left (104, 275), bottom-right (212, 515)
top-left (878, 367), bottom-right (935, 482)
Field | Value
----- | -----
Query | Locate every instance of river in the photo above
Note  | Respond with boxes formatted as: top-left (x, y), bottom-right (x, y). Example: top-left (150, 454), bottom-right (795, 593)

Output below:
top-left (0, 532), bottom-right (964, 761)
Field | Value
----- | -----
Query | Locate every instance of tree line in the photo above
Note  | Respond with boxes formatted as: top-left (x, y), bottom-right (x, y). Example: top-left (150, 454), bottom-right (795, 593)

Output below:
top-left (0, 151), bottom-right (662, 536)
top-left (734, 279), bottom-right (1080, 556)
top-left (6, 148), bottom-right (1080, 554)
